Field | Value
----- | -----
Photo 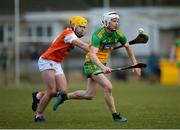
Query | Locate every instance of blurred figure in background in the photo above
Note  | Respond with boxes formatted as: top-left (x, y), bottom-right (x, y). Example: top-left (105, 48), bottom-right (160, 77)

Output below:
top-left (31, 16), bottom-right (89, 122)
top-left (0, 47), bottom-right (7, 85)
top-left (143, 52), bottom-right (160, 83)
top-left (0, 47), bottom-right (7, 71)
top-left (169, 37), bottom-right (180, 86)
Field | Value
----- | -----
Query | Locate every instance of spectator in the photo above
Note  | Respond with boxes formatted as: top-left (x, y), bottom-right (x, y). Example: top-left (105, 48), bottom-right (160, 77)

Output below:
top-left (169, 37), bottom-right (180, 86)
top-left (143, 52), bottom-right (160, 83)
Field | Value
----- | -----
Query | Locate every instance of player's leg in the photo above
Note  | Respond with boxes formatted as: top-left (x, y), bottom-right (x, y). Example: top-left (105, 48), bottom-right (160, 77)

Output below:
top-left (67, 60), bottom-right (99, 100)
top-left (53, 61), bottom-right (99, 110)
top-left (56, 74), bottom-right (68, 93)
top-left (33, 74), bottom-right (67, 112)
top-left (67, 78), bottom-right (99, 100)
top-left (92, 74), bottom-right (116, 112)
top-left (53, 76), bottom-right (99, 111)
top-left (35, 69), bottom-right (57, 122)
top-left (52, 73), bottom-right (68, 111)
top-left (91, 74), bottom-right (127, 122)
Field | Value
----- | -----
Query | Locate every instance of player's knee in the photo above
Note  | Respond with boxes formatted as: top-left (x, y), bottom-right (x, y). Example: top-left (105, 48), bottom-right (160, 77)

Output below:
top-left (104, 84), bottom-right (112, 93)
top-left (59, 89), bottom-right (67, 94)
top-left (47, 89), bottom-right (57, 97)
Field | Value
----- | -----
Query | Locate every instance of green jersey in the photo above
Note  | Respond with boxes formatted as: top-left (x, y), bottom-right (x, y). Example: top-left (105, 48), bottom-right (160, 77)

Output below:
top-left (85, 27), bottom-right (127, 63)
top-left (175, 38), bottom-right (180, 64)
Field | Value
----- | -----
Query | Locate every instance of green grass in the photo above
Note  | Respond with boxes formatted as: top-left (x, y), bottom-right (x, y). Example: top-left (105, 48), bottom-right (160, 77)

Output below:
top-left (0, 81), bottom-right (180, 129)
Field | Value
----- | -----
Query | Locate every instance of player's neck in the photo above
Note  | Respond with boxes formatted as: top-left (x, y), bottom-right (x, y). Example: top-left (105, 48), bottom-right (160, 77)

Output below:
top-left (105, 27), bottom-right (114, 34)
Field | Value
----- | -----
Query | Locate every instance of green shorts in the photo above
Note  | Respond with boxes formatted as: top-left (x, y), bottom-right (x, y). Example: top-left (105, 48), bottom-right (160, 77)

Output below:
top-left (83, 61), bottom-right (102, 78)
top-left (176, 62), bottom-right (180, 68)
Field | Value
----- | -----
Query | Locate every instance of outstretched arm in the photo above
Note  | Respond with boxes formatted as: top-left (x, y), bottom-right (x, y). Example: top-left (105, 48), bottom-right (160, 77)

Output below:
top-left (124, 42), bottom-right (141, 76)
top-left (64, 32), bottom-right (89, 52)
top-left (72, 39), bottom-right (89, 52)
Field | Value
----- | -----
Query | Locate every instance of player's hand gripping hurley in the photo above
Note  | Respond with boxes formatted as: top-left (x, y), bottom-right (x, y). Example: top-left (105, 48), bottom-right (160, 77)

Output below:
top-left (93, 63), bottom-right (147, 75)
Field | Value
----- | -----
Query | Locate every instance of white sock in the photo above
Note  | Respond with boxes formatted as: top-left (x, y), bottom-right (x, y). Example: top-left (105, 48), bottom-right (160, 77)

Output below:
top-left (36, 114), bottom-right (43, 118)
top-left (36, 93), bottom-right (42, 100)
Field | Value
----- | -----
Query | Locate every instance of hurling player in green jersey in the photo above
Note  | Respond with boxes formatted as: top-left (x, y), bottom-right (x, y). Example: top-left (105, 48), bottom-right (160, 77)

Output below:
top-left (53, 11), bottom-right (141, 122)
top-left (170, 37), bottom-right (180, 86)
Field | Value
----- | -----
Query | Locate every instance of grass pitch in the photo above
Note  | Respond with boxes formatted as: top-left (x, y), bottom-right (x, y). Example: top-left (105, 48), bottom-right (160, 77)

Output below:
top-left (0, 81), bottom-right (180, 129)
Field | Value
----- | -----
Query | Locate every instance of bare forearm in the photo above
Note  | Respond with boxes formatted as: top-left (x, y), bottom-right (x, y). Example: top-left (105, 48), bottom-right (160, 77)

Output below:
top-left (80, 42), bottom-right (89, 51)
top-left (72, 39), bottom-right (89, 52)
top-left (125, 46), bottom-right (138, 65)
top-left (90, 53), bottom-right (105, 69)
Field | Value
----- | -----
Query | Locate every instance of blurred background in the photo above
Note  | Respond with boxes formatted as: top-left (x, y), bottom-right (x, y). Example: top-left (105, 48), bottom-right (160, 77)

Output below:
top-left (0, 0), bottom-right (180, 87)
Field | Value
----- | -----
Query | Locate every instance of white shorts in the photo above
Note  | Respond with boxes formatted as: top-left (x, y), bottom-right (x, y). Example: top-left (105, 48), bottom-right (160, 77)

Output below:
top-left (38, 57), bottom-right (64, 75)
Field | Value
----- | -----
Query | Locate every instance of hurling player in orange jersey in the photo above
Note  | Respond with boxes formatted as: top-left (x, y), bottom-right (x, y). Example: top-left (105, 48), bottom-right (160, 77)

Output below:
top-left (32, 16), bottom-right (89, 122)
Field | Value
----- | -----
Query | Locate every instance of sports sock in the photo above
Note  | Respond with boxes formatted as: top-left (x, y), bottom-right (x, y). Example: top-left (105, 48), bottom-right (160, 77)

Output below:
top-left (56, 91), bottom-right (68, 104)
top-left (61, 93), bottom-right (68, 101)
top-left (112, 113), bottom-right (118, 118)
top-left (36, 112), bottom-right (43, 118)
top-left (36, 91), bottom-right (45, 100)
